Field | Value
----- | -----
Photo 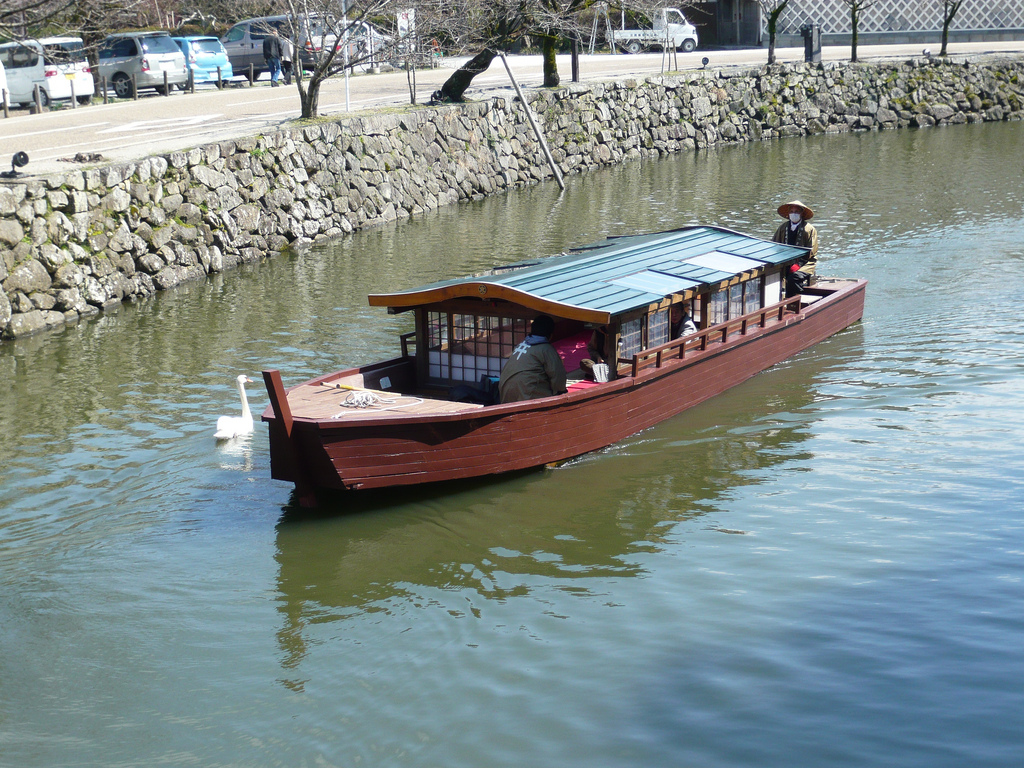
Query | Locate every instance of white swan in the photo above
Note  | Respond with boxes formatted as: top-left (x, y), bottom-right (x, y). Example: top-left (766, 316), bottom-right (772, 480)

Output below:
top-left (214, 374), bottom-right (254, 440)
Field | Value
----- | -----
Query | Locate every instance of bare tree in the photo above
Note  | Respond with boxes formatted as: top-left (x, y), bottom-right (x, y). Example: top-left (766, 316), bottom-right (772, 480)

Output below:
top-left (754, 0), bottom-right (789, 65)
top-left (841, 0), bottom-right (879, 62)
top-left (1, 0), bottom-right (85, 40)
top-left (424, 0), bottom-right (603, 103)
top-left (275, 0), bottom-right (396, 118)
top-left (422, 0), bottom-right (531, 104)
top-left (532, 0), bottom-right (599, 86)
top-left (176, 0), bottom-right (284, 27)
top-left (0, 0), bottom-right (151, 44)
top-left (939, 0), bottom-right (962, 57)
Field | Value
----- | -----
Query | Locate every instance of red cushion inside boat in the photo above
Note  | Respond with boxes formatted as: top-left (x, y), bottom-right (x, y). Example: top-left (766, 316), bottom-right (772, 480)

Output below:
top-left (552, 331), bottom-right (591, 371)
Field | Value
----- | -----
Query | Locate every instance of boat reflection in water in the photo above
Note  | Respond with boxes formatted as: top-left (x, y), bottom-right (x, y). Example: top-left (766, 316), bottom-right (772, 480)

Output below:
top-left (271, 326), bottom-right (864, 684)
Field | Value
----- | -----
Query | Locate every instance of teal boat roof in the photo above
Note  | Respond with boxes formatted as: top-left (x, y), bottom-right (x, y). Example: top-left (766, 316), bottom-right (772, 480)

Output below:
top-left (368, 225), bottom-right (809, 323)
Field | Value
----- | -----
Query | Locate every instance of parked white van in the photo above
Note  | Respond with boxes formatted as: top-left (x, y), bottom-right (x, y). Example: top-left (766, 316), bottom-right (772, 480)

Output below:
top-left (0, 59), bottom-right (9, 110)
top-left (0, 37), bottom-right (95, 107)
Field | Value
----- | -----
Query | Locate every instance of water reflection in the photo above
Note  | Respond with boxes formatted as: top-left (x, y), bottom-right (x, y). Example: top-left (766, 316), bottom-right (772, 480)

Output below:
top-left (271, 326), bottom-right (864, 685)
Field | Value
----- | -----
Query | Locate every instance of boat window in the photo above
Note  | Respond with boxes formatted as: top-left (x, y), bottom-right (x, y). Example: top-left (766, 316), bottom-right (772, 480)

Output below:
top-left (649, 309), bottom-right (669, 348)
top-left (620, 317), bottom-right (642, 359)
top-left (729, 284), bottom-right (743, 319)
top-left (427, 311), bottom-right (448, 348)
top-left (744, 277), bottom-right (762, 314)
top-left (709, 289), bottom-right (728, 325)
top-left (426, 311), bottom-right (527, 385)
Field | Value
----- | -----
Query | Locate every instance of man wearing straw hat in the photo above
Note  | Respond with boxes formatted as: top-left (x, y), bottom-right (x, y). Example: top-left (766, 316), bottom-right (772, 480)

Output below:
top-left (772, 200), bottom-right (818, 296)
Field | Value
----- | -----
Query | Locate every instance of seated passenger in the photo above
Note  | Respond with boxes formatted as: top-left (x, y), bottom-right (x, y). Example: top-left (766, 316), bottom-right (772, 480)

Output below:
top-left (670, 302), bottom-right (697, 339)
top-left (580, 325), bottom-right (609, 380)
top-left (498, 315), bottom-right (568, 404)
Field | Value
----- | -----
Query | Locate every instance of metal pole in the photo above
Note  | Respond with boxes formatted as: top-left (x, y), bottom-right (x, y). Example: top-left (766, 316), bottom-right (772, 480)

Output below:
top-left (343, 0), bottom-right (351, 111)
top-left (497, 52), bottom-right (564, 192)
top-left (34, 84), bottom-right (42, 112)
top-left (2, 91), bottom-right (9, 119)
top-left (71, 80), bottom-right (77, 108)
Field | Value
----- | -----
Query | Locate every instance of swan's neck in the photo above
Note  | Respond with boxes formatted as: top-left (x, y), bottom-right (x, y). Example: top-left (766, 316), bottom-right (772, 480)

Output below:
top-left (238, 381), bottom-right (252, 420)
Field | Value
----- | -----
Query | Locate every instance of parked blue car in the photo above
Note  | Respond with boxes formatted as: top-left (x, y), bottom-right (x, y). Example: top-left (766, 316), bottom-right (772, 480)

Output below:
top-left (172, 36), bottom-right (233, 87)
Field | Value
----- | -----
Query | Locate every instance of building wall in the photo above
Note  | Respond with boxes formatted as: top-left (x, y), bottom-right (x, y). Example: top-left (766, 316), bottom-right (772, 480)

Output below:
top-left (775, 0), bottom-right (1024, 35)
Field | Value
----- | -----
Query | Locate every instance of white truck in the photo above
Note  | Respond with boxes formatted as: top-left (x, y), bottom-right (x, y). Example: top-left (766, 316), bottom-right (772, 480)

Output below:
top-left (611, 8), bottom-right (699, 54)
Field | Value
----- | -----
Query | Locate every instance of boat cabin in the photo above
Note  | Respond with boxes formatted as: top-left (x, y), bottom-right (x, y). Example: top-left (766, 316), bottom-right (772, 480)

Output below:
top-left (367, 225), bottom-right (810, 397)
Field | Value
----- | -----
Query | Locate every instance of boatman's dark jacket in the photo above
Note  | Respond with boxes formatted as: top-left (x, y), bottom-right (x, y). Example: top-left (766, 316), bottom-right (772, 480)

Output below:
top-left (498, 337), bottom-right (567, 404)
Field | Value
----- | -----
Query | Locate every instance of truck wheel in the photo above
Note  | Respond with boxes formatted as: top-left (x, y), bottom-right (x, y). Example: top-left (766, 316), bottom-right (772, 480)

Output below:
top-left (625, 41), bottom-right (643, 55)
top-left (681, 39), bottom-right (697, 53)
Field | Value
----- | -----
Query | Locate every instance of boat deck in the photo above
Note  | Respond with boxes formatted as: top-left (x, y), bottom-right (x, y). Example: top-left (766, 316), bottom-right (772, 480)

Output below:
top-left (285, 377), bottom-right (486, 421)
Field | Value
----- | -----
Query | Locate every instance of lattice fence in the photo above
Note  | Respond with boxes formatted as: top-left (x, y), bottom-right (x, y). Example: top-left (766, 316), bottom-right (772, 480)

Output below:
top-left (774, 0), bottom-right (1024, 35)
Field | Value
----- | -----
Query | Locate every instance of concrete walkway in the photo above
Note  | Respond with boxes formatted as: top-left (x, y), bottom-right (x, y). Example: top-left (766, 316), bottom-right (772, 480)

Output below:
top-left (1, 41), bottom-right (1022, 177)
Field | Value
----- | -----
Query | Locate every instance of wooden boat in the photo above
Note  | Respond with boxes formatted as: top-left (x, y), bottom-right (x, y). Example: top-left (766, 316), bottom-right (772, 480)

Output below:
top-left (262, 225), bottom-right (866, 507)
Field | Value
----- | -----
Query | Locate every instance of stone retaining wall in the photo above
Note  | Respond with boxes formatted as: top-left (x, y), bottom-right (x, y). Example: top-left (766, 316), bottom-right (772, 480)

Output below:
top-left (2, 55), bottom-right (1023, 340)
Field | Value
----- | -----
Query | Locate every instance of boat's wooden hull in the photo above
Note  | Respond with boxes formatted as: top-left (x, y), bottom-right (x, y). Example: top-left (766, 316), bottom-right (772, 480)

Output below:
top-left (263, 279), bottom-right (865, 502)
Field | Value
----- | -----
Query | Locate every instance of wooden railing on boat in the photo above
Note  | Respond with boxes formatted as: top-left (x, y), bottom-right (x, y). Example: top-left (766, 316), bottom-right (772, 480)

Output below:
top-left (627, 294), bottom-right (804, 378)
top-left (400, 331), bottom-right (416, 358)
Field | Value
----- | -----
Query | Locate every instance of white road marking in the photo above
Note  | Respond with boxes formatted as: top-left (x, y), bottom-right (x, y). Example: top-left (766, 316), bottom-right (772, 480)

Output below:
top-left (98, 115), bottom-right (226, 134)
top-left (0, 122), bottom-right (110, 140)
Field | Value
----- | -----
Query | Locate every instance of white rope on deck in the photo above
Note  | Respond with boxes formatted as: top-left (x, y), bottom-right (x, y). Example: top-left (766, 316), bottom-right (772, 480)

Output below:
top-left (329, 390), bottom-right (424, 418)
top-left (340, 391), bottom-right (396, 409)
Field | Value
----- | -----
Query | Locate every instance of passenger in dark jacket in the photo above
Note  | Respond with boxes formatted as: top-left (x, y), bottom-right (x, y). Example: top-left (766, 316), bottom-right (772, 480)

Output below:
top-left (498, 315), bottom-right (567, 403)
top-left (262, 29), bottom-right (284, 86)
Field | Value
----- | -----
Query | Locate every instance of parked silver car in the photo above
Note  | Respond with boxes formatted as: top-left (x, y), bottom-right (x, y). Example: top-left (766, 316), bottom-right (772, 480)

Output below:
top-left (97, 31), bottom-right (187, 98)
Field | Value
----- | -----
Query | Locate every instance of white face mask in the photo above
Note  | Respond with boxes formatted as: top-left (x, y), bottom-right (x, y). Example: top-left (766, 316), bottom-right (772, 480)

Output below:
top-left (789, 212), bottom-right (803, 224)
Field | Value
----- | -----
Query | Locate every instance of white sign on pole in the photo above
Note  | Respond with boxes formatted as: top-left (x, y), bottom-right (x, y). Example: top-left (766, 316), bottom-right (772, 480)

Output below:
top-left (398, 9), bottom-right (415, 42)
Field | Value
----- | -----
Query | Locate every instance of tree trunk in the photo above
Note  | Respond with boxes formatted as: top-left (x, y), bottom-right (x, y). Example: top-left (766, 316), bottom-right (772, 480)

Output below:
top-left (767, 3), bottom-right (788, 66)
top-left (432, 49), bottom-right (497, 103)
top-left (941, 1), bottom-right (961, 57)
top-left (298, 47), bottom-right (336, 119)
top-left (300, 79), bottom-right (320, 119)
top-left (851, 7), bottom-right (859, 63)
top-left (541, 35), bottom-right (559, 87)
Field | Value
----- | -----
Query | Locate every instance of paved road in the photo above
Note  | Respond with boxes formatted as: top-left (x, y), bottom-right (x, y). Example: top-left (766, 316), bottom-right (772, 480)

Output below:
top-left (2, 41), bottom-right (1022, 177)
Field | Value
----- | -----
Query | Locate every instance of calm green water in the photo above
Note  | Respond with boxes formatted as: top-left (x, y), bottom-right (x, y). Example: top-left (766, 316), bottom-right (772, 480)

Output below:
top-left (2, 122), bottom-right (1024, 768)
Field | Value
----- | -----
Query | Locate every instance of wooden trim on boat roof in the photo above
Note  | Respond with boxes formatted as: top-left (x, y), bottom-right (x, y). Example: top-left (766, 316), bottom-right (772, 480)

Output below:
top-left (369, 283), bottom-right (613, 324)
